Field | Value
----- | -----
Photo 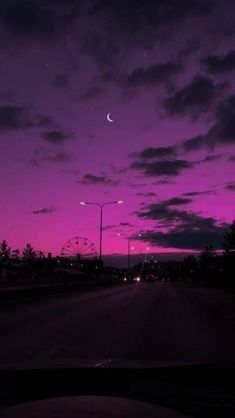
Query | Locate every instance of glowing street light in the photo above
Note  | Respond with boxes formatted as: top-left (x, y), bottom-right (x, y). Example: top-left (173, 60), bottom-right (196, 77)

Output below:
top-left (117, 231), bottom-right (143, 272)
top-left (80, 200), bottom-right (123, 266)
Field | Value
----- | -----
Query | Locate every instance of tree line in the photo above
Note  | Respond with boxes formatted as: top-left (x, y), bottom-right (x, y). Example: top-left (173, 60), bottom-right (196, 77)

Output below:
top-left (0, 221), bottom-right (235, 289)
top-left (0, 242), bottom-right (36, 262)
top-left (173, 221), bottom-right (235, 289)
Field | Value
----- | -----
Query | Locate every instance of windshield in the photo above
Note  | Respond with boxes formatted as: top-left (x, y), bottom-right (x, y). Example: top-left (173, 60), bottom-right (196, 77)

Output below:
top-left (1, 0), bottom-right (235, 371)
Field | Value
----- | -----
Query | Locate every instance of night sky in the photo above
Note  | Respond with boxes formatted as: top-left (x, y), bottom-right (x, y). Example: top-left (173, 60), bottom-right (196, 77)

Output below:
top-left (1, 0), bottom-right (235, 257)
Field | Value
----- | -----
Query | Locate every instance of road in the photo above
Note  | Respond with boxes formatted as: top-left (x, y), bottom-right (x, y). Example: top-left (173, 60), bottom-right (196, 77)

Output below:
top-left (0, 282), bottom-right (235, 367)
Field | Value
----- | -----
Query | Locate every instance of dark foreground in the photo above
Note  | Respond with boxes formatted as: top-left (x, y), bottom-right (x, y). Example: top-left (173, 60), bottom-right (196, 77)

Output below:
top-left (0, 282), bottom-right (235, 367)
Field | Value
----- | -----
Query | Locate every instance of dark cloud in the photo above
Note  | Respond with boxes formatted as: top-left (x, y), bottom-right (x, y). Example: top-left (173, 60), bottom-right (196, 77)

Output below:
top-left (0, 0), bottom-right (212, 49)
top-left (176, 37), bottom-right (201, 60)
top-left (183, 94), bottom-right (235, 151)
top-left (138, 226), bottom-right (227, 250)
top-left (89, 0), bottom-right (213, 37)
top-left (42, 130), bottom-right (71, 144)
top-left (130, 143), bottom-right (195, 178)
top-left (46, 152), bottom-right (72, 163)
top-left (136, 197), bottom-right (228, 249)
top-left (121, 61), bottom-right (183, 89)
top-left (79, 174), bottom-right (118, 186)
top-left (132, 146), bottom-right (177, 160)
top-left (0, 106), bottom-right (33, 131)
top-left (29, 147), bottom-right (72, 165)
top-left (153, 179), bottom-right (176, 185)
top-left (103, 224), bottom-right (116, 230)
top-left (119, 222), bottom-right (132, 226)
top-left (129, 183), bottom-right (146, 188)
top-left (0, 0), bottom-right (81, 40)
top-left (80, 85), bottom-right (106, 101)
top-left (136, 198), bottom-right (193, 226)
top-left (224, 183), bottom-right (235, 191)
top-left (165, 75), bottom-right (222, 118)
top-left (183, 134), bottom-right (205, 152)
top-left (131, 159), bottom-right (194, 177)
top-left (182, 190), bottom-right (216, 196)
top-left (163, 197), bottom-right (193, 206)
top-left (109, 165), bottom-right (127, 175)
top-left (101, 61), bottom-right (183, 100)
top-left (136, 198), bottom-right (188, 223)
top-left (0, 0), bottom-right (214, 64)
top-left (0, 0), bottom-right (56, 39)
top-left (228, 156), bottom-right (235, 162)
top-left (81, 0), bottom-right (214, 76)
top-left (32, 206), bottom-right (57, 215)
top-left (215, 95), bottom-right (235, 142)
top-left (36, 115), bottom-right (54, 127)
top-left (0, 106), bottom-right (55, 133)
top-left (202, 50), bottom-right (235, 73)
top-left (54, 74), bottom-right (69, 88)
top-left (136, 192), bottom-right (157, 197)
top-left (202, 154), bottom-right (222, 162)
top-left (82, 32), bottom-right (120, 69)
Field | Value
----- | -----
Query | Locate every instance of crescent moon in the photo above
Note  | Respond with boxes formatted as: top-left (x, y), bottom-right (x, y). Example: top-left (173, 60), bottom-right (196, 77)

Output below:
top-left (107, 112), bottom-right (114, 122)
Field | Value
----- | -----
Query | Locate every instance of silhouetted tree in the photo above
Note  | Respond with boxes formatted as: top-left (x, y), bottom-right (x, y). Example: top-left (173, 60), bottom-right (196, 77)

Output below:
top-left (199, 245), bottom-right (217, 287)
top-left (181, 255), bottom-right (198, 283)
top-left (23, 243), bottom-right (36, 262)
top-left (199, 245), bottom-right (216, 267)
top-left (12, 249), bottom-right (20, 259)
top-left (200, 245), bottom-right (216, 259)
top-left (221, 222), bottom-right (235, 290)
top-left (0, 240), bottom-right (11, 261)
top-left (222, 221), bottom-right (235, 254)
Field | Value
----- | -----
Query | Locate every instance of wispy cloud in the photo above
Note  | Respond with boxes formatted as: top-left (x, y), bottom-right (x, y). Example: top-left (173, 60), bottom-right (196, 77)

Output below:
top-left (79, 174), bottom-right (118, 186)
top-left (0, 106), bottom-right (33, 131)
top-left (42, 130), bottom-right (72, 144)
top-left (202, 50), bottom-right (235, 73)
top-left (53, 73), bottom-right (69, 88)
top-left (224, 183), bottom-right (235, 191)
top-left (165, 75), bottom-right (225, 119)
top-left (32, 207), bottom-right (57, 215)
top-left (29, 147), bottom-right (73, 166)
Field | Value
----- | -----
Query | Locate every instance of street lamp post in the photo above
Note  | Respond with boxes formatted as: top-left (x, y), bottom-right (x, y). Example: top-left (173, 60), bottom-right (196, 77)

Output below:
top-left (80, 200), bottom-right (123, 266)
top-left (128, 237), bottom-right (131, 273)
top-left (117, 232), bottom-right (142, 273)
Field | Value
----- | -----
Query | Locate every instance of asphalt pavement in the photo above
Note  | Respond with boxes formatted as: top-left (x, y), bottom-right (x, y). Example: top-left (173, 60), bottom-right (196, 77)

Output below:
top-left (0, 282), bottom-right (235, 367)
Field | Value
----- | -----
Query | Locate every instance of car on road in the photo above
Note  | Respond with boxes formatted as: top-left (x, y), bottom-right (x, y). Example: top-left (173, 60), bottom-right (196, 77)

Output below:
top-left (123, 275), bottom-right (134, 283)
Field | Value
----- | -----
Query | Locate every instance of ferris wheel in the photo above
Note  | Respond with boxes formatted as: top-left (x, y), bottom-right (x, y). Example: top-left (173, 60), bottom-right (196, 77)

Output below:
top-left (61, 236), bottom-right (97, 259)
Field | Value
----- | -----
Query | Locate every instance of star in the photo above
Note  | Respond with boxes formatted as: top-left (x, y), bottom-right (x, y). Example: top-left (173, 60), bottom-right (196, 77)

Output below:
top-left (143, 50), bottom-right (149, 58)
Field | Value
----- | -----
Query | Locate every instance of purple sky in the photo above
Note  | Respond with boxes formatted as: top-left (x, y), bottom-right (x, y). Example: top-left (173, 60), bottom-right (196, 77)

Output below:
top-left (1, 0), bottom-right (235, 257)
